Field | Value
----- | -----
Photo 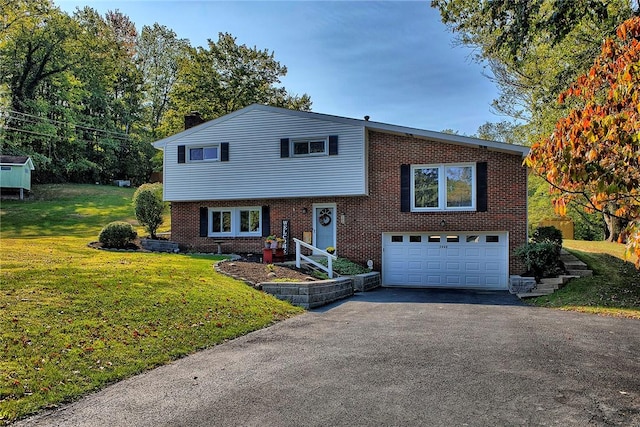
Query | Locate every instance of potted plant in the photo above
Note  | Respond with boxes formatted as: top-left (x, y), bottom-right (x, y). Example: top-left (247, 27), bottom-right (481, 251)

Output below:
top-left (276, 237), bottom-right (285, 248)
top-left (265, 235), bottom-right (277, 248)
top-left (326, 246), bottom-right (335, 255)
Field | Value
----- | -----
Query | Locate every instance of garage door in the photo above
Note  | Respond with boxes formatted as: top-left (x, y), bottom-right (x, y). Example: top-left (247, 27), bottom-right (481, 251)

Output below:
top-left (382, 232), bottom-right (508, 289)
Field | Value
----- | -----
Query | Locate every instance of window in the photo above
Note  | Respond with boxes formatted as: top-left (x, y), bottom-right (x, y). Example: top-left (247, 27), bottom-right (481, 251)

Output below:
top-left (209, 207), bottom-right (261, 236)
top-left (1, 166), bottom-right (11, 171)
top-left (391, 235), bottom-right (404, 242)
top-left (292, 138), bottom-right (327, 156)
top-left (486, 235), bottom-right (500, 243)
top-left (446, 235), bottom-right (460, 243)
top-left (411, 163), bottom-right (475, 211)
top-left (409, 235), bottom-right (422, 243)
top-left (189, 145), bottom-right (219, 162)
top-left (428, 235), bottom-right (441, 243)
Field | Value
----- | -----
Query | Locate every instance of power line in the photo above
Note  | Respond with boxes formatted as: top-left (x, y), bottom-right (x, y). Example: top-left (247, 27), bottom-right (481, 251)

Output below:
top-left (0, 109), bottom-right (132, 141)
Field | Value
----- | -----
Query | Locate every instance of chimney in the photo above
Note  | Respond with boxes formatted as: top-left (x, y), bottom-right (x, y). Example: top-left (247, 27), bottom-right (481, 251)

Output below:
top-left (364, 115), bottom-right (370, 121)
top-left (184, 111), bottom-right (205, 130)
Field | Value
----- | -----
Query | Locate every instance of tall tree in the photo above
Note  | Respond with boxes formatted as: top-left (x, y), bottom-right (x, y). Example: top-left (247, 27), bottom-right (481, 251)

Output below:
top-left (137, 23), bottom-right (189, 138)
top-left (526, 17), bottom-right (640, 265)
top-left (161, 32), bottom-right (311, 135)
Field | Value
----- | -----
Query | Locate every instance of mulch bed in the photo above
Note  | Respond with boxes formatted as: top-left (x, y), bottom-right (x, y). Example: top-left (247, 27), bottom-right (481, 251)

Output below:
top-left (216, 261), bottom-right (316, 285)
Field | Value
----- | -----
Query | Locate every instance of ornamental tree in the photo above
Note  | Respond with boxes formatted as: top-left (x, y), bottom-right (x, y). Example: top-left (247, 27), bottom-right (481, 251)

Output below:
top-left (526, 17), bottom-right (640, 266)
top-left (132, 183), bottom-right (165, 239)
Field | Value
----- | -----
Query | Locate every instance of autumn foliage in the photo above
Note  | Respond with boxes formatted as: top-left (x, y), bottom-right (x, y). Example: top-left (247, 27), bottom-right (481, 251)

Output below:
top-left (526, 17), bottom-right (640, 267)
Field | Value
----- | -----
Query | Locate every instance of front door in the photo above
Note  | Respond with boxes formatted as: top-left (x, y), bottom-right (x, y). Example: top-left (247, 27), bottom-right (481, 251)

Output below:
top-left (313, 204), bottom-right (336, 253)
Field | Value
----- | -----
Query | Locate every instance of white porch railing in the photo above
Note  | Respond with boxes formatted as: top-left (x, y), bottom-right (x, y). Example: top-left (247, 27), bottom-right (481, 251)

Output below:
top-left (293, 237), bottom-right (338, 279)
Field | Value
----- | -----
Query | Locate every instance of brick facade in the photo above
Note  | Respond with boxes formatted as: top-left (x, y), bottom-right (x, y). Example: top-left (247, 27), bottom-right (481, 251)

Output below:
top-left (170, 130), bottom-right (528, 275)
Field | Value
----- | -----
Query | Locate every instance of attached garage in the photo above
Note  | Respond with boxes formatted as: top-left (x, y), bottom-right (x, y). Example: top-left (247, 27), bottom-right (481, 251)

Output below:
top-left (382, 232), bottom-right (508, 290)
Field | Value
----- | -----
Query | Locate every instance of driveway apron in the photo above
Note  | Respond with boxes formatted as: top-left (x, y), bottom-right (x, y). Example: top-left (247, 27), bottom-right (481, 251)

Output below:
top-left (17, 288), bottom-right (640, 426)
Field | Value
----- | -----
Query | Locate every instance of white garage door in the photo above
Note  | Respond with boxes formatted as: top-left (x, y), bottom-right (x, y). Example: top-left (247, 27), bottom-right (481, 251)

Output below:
top-left (382, 232), bottom-right (508, 289)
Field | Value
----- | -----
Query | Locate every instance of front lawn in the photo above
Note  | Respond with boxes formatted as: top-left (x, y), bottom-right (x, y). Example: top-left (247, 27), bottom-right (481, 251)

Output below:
top-left (529, 239), bottom-right (640, 319)
top-left (0, 185), bottom-right (302, 424)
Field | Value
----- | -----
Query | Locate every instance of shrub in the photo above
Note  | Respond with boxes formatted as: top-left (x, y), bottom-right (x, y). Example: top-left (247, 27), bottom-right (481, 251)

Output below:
top-left (132, 183), bottom-right (165, 239)
top-left (99, 221), bottom-right (137, 248)
top-left (319, 257), bottom-right (369, 275)
top-left (532, 225), bottom-right (563, 247)
top-left (514, 242), bottom-right (560, 282)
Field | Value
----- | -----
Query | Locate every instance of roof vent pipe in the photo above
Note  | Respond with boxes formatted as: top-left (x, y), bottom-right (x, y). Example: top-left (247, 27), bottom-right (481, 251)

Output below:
top-left (364, 115), bottom-right (370, 121)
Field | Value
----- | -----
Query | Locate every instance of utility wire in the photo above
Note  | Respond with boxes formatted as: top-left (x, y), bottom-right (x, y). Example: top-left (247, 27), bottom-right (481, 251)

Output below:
top-left (0, 109), bottom-right (132, 141)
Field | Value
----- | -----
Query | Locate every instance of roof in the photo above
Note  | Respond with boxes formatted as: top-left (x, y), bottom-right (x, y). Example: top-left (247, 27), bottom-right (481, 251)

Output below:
top-left (153, 104), bottom-right (530, 157)
top-left (0, 155), bottom-right (35, 169)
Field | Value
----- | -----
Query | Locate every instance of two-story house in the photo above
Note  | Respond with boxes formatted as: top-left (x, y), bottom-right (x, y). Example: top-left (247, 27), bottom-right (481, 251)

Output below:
top-left (153, 104), bottom-right (529, 290)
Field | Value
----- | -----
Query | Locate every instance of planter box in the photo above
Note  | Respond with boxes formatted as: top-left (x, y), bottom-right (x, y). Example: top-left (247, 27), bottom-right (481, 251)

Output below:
top-left (140, 238), bottom-right (179, 253)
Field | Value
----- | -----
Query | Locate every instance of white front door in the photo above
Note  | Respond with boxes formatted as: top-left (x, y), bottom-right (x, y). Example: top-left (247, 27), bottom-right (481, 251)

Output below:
top-left (313, 204), bottom-right (336, 253)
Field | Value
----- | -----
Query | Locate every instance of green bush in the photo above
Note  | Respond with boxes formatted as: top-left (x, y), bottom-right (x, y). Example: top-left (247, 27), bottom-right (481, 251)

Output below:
top-left (132, 183), bottom-right (165, 239)
top-left (319, 257), bottom-right (370, 275)
top-left (532, 225), bottom-right (563, 247)
top-left (99, 221), bottom-right (137, 248)
top-left (514, 242), bottom-right (560, 282)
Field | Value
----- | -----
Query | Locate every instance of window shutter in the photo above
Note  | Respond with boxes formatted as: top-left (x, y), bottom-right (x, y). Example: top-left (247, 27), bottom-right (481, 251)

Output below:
top-left (199, 207), bottom-right (208, 237)
top-left (178, 145), bottom-right (186, 163)
top-left (400, 164), bottom-right (411, 212)
top-left (221, 142), bottom-right (229, 162)
top-left (280, 138), bottom-right (290, 158)
top-left (261, 206), bottom-right (271, 237)
top-left (329, 135), bottom-right (338, 156)
top-left (476, 162), bottom-right (488, 212)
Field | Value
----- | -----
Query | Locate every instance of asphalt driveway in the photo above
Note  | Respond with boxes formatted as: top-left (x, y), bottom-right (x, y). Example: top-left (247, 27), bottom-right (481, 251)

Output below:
top-left (17, 288), bottom-right (640, 426)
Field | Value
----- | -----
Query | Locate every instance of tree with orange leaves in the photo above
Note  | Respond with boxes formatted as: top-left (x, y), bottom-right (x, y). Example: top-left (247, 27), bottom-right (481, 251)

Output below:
top-left (526, 16), bottom-right (640, 267)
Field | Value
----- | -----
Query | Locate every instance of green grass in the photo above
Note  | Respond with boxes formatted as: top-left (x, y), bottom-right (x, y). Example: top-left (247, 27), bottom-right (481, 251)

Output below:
top-left (0, 185), bottom-right (302, 424)
top-left (529, 239), bottom-right (640, 319)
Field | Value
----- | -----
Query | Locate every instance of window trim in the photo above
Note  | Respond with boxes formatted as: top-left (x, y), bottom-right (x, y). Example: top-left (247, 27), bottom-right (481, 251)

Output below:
top-left (411, 163), bottom-right (476, 212)
top-left (208, 207), bottom-right (262, 237)
top-left (291, 137), bottom-right (328, 157)
top-left (188, 144), bottom-right (220, 162)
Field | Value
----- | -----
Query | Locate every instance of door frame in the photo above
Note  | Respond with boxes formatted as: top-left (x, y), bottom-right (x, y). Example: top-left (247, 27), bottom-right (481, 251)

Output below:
top-left (312, 203), bottom-right (336, 253)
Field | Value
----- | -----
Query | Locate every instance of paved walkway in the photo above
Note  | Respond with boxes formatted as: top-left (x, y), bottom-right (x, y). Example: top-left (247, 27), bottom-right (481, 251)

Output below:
top-left (17, 288), bottom-right (640, 426)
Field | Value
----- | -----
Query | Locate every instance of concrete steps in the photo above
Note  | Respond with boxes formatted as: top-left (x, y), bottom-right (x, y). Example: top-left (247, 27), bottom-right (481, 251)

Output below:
top-left (516, 250), bottom-right (592, 299)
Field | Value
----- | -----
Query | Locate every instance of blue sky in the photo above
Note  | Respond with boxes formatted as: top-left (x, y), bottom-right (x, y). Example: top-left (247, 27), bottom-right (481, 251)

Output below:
top-left (57, 1), bottom-right (502, 136)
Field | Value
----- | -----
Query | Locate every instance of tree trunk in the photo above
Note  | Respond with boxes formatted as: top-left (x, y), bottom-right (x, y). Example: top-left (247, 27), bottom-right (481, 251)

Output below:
top-left (603, 204), bottom-right (628, 242)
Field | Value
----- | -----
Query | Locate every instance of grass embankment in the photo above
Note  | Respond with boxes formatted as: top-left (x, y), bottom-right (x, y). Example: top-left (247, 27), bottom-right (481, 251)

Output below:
top-left (0, 184), bottom-right (302, 424)
top-left (529, 239), bottom-right (640, 319)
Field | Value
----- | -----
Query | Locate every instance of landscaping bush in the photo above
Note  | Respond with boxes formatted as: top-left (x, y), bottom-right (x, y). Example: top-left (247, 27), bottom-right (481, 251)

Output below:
top-left (532, 225), bottom-right (563, 247)
top-left (319, 257), bottom-right (370, 275)
top-left (99, 221), bottom-right (137, 248)
top-left (132, 183), bottom-right (165, 239)
top-left (515, 242), bottom-right (560, 282)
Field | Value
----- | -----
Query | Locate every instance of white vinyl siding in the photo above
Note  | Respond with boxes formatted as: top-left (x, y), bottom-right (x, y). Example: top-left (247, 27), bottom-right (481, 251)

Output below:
top-left (162, 109), bottom-right (366, 201)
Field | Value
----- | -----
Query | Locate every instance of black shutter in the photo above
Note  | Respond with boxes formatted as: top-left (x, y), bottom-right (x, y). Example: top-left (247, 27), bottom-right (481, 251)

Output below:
top-left (329, 135), bottom-right (338, 156)
top-left (221, 142), bottom-right (229, 161)
top-left (476, 162), bottom-right (488, 212)
top-left (400, 164), bottom-right (411, 212)
top-left (178, 145), bottom-right (186, 163)
top-left (199, 207), bottom-right (208, 237)
top-left (280, 138), bottom-right (290, 158)
top-left (261, 206), bottom-right (271, 237)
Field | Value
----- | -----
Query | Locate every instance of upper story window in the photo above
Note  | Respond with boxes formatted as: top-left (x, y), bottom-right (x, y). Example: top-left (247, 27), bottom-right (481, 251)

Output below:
top-left (189, 145), bottom-right (219, 162)
top-left (292, 138), bottom-right (327, 156)
top-left (411, 163), bottom-right (476, 211)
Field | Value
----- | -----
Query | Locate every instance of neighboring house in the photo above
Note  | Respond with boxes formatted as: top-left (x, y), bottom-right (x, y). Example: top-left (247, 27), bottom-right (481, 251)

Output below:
top-left (153, 104), bottom-right (529, 290)
top-left (0, 155), bottom-right (35, 200)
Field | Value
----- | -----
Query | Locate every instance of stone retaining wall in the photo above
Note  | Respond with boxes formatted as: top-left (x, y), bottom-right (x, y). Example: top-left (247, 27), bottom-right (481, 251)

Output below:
top-left (140, 239), bottom-right (179, 253)
top-left (352, 271), bottom-right (381, 292)
top-left (261, 278), bottom-right (354, 309)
